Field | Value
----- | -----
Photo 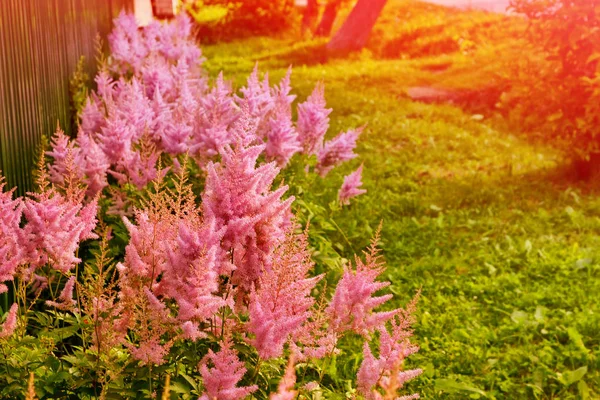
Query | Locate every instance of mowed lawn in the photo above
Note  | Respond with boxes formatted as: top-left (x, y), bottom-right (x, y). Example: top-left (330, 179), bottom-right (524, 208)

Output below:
top-left (200, 20), bottom-right (600, 398)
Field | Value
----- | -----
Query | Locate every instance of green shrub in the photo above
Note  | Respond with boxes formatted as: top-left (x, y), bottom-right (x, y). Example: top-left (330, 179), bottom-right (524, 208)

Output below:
top-left (501, 0), bottom-right (600, 159)
top-left (187, 0), bottom-right (299, 43)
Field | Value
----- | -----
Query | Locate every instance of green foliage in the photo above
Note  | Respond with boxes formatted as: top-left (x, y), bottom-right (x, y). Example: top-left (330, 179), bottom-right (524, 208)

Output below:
top-left (186, 0), bottom-right (299, 43)
top-left (201, 29), bottom-right (600, 398)
top-left (69, 56), bottom-right (89, 130)
top-left (500, 0), bottom-right (600, 158)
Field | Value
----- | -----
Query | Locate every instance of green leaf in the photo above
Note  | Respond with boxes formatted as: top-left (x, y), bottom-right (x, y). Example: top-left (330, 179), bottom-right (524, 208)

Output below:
top-left (510, 310), bottom-right (528, 325)
top-left (435, 378), bottom-right (487, 397)
top-left (558, 366), bottom-right (587, 386)
top-left (567, 327), bottom-right (589, 355)
top-left (578, 380), bottom-right (590, 399)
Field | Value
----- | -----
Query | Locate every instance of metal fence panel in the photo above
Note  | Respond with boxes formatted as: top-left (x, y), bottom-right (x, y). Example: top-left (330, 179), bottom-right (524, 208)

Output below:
top-left (0, 0), bottom-right (133, 195)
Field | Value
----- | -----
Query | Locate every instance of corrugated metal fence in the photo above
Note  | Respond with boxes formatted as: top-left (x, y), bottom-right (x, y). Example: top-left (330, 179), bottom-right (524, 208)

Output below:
top-left (0, 0), bottom-right (133, 195)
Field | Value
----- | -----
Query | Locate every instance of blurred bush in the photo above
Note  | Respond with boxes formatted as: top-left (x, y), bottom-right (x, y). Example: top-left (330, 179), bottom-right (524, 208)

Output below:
top-left (501, 0), bottom-right (600, 161)
top-left (186, 0), bottom-right (300, 43)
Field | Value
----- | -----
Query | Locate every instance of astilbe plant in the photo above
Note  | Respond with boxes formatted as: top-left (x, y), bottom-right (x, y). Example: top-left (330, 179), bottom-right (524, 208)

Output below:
top-left (47, 13), bottom-right (364, 204)
top-left (0, 304), bottom-right (18, 338)
top-left (199, 336), bottom-right (258, 400)
top-left (0, 12), bottom-right (416, 399)
top-left (247, 231), bottom-right (323, 360)
top-left (357, 306), bottom-right (422, 399)
top-left (339, 164), bottom-right (367, 206)
top-left (202, 144), bottom-right (294, 292)
top-left (0, 176), bottom-right (24, 294)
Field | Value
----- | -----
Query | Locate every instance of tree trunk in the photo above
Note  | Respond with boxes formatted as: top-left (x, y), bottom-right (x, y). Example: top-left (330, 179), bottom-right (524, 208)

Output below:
top-left (327, 0), bottom-right (388, 54)
top-left (314, 0), bottom-right (341, 37)
top-left (302, 0), bottom-right (319, 34)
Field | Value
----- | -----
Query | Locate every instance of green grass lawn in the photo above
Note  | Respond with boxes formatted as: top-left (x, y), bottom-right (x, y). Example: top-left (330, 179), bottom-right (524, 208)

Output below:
top-left (200, 3), bottom-right (599, 398)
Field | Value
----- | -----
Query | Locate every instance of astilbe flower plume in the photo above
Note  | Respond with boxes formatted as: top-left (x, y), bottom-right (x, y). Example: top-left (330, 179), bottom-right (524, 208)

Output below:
top-left (124, 288), bottom-right (175, 366)
top-left (202, 144), bottom-right (294, 292)
top-left (296, 83), bottom-right (332, 155)
top-left (270, 356), bottom-right (297, 400)
top-left (338, 164), bottom-right (367, 205)
top-left (289, 301), bottom-right (339, 361)
top-left (116, 204), bottom-right (177, 365)
top-left (109, 12), bottom-right (203, 77)
top-left (0, 304), bottom-right (18, 339)
top-left (265, 117), bottom-right (302, 167)
top-left (0, 177), bottom-right (23, 294)
top-left (116, 165), bottom-right (229, 363)
top-left (46, 276), bottom-right (78, 311)
top-left (189, 72), bottom-right (236, 159)
top-left (75, 132), bottom-right (110, 196)
top-left (247, 231), bottom-right (323, 359)
top-left (357, 294), bottom-right (422, 400)
top-left (238, 65), bottom-right (274, 123)
top-left (316, 127), bottom-right (362, 177)
top-left (21, 184), bottom-right (98, 275)
top-left (199, 337), bottom-right (258, 400)
top-left (46, 126), bottom-right (77, 186)
top-left (157, 215), bottom-right (227, 329)
top-left (108, 12), bottom-right (149, 75)
top-left (327, 232), bottom-right (396, 336)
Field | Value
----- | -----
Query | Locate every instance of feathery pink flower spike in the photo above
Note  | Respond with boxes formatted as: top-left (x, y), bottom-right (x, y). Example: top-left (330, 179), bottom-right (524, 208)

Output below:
top-left (247, 232), bottom-right (322, 359)
top-left (46, 276), bottom-right (78, 311)
top-left (296, 83), bottom-right (332, 155)
top-left (202, 143), bottom-right (294, 291)
top-left (0, 304), bottom-right (18, 339)
top-left (317, 127), bottom-right (362, 177)
top-left (357, 294), bottom-right (422, 400)
top-left (327, 232), bottom-right (395, 336)
top-left (0, 177), bottom-right (23, 294)
top-left (338, 164), bottom-right (367, 205)
top-left (199, 337), bottom-right (258, 400)
top-left (270, 356), bottom-right (297, 400)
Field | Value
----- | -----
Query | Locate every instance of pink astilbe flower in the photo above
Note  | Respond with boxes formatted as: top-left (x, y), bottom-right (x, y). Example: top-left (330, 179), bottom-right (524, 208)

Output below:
top-left (0, 177), bottom-right (24, 294)
top-left (189, 73), bottom-right (236, 160)
top-left (238, 65), bottom-right (273, 122)
top-left (0, 303), bottom-right (18, 339)
top-left (124, 289), bottom-right (175, 366)
top-left (108, 12), bottom-right (149, 75)
top-left (80, 95), bottom-right (106, 136)
top-left (316, 127), bottom-right (362, 177)
top-left (75, 132), bottom-right (110, 196)
top-left (357, 295), bottom-right (422, 400)
top-left (271, 68), bottom-right (296, 118)
top-left (270, 356), bottom-right (297, 400)
top-left (296, 83), bottom-right (332, 155)
top-left (118, 210), bottom-right (173, 284)
top-left (289, 300), bottom-right (339, 362)
top-left (22, 190), bottom-right (98, 274)
top-left (265, 117), bottom-right (301, 167)
top-left (158, 216), bottom-right (227, 324)
top-left (229, 103), bottom-right (262, 148)
top-left (199, 337), bottom-right (258, 400)
top-left (46, 126), bottom-right (80, 186)
top-left (338, 165), bottom-right (367, 206)
top-left (95, 69), bottom-right (117, 101)
top-left (97, 117), bottom-right (134, 164)
top-left (142, 60), bottom-right (177, 101)
top-left (327, 234), bottom-right (395, 336)
top-left (116, 138), bottom-right (162, 189)
top-left (247, 232), bottom-right (322, 359)
top-left (128, 336), bottom-right (171, 366)
top-left (46, 276), bottom-right (77, 311)
top-left (202, 144), bottom-right (294, 292)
